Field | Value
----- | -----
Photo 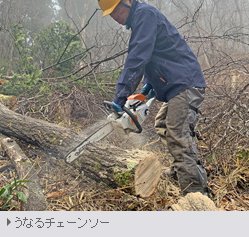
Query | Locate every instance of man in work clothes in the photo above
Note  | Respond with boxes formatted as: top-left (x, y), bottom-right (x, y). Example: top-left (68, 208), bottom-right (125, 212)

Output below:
top-left (98, 0), bottom-right (209, 196)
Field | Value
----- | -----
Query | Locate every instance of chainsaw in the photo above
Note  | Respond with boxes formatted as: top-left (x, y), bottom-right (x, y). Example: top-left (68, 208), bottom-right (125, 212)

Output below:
top-left (65, 94), bottom-right (156, 163)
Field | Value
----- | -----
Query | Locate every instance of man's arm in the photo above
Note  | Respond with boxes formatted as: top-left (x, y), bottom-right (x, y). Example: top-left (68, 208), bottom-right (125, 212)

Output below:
top-left (113, 8), bottom-right (158, 107)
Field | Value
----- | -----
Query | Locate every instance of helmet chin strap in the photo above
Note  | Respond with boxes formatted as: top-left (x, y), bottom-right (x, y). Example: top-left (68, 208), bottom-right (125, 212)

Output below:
top-left (119, 2), bottom-right (131, 9)
top-left (119, 2), bottom-right (131, 29)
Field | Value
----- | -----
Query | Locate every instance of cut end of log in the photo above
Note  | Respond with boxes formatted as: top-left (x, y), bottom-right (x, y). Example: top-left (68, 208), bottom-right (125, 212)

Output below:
top-left (135, 155), bottom-right (161, 198)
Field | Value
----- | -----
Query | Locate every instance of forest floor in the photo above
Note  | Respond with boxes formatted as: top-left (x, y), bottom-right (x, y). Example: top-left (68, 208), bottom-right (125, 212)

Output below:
top-left (1, 92), bottom-right (249, 211)
top-left (1, 113), bottom-right (249, 211)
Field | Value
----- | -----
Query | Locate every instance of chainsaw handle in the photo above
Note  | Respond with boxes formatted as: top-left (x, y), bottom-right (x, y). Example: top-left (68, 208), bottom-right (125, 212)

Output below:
top-left (103, 101), bottom-right (142, 133)
top-left (103, 101), bottom-right (116, 112)
top-left (122, 106), bottom-right (142, 133)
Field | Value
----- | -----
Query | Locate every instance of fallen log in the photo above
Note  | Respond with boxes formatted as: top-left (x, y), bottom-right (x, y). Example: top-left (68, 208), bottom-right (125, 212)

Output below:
top-left (1, 137), bottom-right (46, 211)
top-left (72, 144), bottom-right (161, 192)
top-left (0, 101), bottom-right (88, 159)
top-left (0, 103), bottom-right (161, 192)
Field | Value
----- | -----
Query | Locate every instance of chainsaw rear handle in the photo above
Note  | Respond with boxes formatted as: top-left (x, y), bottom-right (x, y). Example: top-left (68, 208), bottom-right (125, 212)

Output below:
top-left (103, 101), bottom-right (142, 133)
top-left (103, 101), bottom-right (117, 112)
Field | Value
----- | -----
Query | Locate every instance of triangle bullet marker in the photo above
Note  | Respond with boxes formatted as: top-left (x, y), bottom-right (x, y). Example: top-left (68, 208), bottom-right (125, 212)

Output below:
top-left (7, 218), bottom-right (11, 226)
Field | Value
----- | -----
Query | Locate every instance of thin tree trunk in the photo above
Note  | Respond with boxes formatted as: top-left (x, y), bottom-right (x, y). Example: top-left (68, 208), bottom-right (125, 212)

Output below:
top-left (1, 136), bottom-right (46, 211)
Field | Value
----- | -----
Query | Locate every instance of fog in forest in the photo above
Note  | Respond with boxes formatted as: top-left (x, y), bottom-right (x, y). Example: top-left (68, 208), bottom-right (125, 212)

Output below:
top-left (1, 0), bottom-right (248, 74)
top-left (1, 0), bottom-right (249, 213)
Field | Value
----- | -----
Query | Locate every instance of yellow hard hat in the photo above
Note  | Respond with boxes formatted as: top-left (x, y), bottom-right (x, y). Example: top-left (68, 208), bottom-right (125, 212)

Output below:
top-left (98, 0), bottom-right (122, 17)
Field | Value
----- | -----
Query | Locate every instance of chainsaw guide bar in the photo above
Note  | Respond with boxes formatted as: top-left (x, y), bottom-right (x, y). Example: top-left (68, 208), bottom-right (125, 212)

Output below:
top-left (65, 96), bottom-right (155, 164)
top-left (65, 122), bottom-right (114, 163)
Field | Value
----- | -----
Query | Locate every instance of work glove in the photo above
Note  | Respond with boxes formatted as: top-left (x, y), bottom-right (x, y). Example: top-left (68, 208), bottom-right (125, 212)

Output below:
top-left (112, 101), bottom-right (123, 113)
top-left (140, 84), bottom-right (156, 100)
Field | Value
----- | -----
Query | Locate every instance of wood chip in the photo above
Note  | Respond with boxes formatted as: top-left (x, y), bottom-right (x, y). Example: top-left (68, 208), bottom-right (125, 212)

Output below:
top-left (46, 191), bottom-right (65, 199)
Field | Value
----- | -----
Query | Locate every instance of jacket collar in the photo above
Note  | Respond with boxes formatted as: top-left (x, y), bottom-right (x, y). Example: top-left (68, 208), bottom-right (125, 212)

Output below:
top-left (125, 0), bottom-right (138, 29)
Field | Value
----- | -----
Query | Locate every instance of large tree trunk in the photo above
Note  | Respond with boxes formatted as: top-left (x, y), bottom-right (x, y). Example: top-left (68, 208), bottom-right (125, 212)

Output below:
top-left (0, 101), bottom-right (88, 159)
top-left (0, 103), bottom-right (160, 192)
top-left (72, 144), bottom-right (156, 189)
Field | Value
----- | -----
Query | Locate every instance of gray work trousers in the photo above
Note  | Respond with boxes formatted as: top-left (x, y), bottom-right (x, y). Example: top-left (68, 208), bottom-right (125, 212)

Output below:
top-left (155, 88), bottom-right (208, 195)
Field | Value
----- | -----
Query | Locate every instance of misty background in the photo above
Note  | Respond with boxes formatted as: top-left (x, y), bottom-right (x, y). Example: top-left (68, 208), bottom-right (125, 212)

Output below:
top-left (1, 0), bottom-right (248, 75)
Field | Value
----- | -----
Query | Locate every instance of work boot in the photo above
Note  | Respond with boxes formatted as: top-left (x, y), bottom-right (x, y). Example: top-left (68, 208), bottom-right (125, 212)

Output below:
top-left (181, 161), bottom-right (210, 197)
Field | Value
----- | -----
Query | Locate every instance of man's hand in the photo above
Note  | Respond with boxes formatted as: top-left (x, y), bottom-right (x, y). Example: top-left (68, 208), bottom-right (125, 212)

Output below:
top-left (112, 101), bottom-right (123, 113)
top-left (140, 83), bottom-right (155, 100)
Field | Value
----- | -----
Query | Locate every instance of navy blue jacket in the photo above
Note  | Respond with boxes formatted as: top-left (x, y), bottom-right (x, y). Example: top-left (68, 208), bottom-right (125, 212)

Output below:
top-left (113, 0), bottom-right (206, 107)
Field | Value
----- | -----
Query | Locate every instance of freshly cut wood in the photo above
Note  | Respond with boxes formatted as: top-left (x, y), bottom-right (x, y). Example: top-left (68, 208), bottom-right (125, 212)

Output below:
top-left (0, 103), bottom-right (161, 189)
top-left (135, 155), bottom-right (161, 198)
top-left (0, 94), bottom-right (17, 110)
top-left (1, 137), bottom-right (46, 211)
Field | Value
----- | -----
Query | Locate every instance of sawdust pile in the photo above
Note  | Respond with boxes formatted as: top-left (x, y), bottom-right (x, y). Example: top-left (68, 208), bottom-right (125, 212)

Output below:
top-left (171, 192), bottom-right (219, 211)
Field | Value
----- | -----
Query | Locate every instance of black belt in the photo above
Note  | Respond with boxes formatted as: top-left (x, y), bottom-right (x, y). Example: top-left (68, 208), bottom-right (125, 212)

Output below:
top-left (189, 104), bottom-right (204, 117)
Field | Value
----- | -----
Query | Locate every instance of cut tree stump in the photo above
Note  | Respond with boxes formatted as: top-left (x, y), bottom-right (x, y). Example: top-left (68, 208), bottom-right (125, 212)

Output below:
top-left (0, 94), bottom-right (17, 110)
top-left (1, 137), bottom-right (46, 211)
top-left (0, 103), bottom-right (162, 191)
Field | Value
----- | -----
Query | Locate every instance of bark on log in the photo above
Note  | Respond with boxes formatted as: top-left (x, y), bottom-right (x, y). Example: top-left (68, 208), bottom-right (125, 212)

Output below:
top-left (1, 137), bottom-right (46, 211)
top-left (0, 103), bottom-right (161, 191)
top-left (71, 143), bottom-right (156, 189)
top-left (0, 101), bottom-right (88, 159)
